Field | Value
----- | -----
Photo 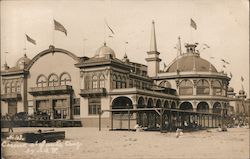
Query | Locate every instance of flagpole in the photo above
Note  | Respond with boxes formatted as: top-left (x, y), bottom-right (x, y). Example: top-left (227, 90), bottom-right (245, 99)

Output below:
top-left (104, 19), bottom-right (106, 43)
top-left (24, 34), bottom-right (27, 56)
top-left (52, 19), bottom-right (55, 46)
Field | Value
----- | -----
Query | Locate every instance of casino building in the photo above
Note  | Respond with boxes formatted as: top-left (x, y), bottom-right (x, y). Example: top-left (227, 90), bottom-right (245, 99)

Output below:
top-left (1, 21), bottom-right (236, 129)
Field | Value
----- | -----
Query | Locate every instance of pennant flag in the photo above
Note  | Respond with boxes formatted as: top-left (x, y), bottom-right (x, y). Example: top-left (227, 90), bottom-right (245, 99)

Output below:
top-left (221, 58), bottom-right (226, 63)
top-left (54, 19), bottom-right (67, 36)
top-left (25, 34), bottom-right (36, 45)
top-left (190, 18), bottom-right (197, 30)
top-left (105, 20), bottom-right (115, 35)
top-left (241, 76), bottom-right (244, 82)
top-left (203, 43), bottom-right (210, 48)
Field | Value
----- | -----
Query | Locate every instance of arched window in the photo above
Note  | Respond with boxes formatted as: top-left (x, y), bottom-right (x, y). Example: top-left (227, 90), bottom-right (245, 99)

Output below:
top-left (85, 75), bottom-right (91, 89)
top-left (37, 75), bottom-right (47, 87)
top-left (179, 80), bottom-right (193, 95)
top-left (48, 74), bottom-right (59, 86)
top-left (197, 79), bottom-right (210, 95)
top-left (117, 75), bottom-right (122, 89)
top-left (99, 74), bottom-right (105, 88)
top-left (212, 80), bottom-right (222, 96)
top-left (92, 75), bottom-right (98, 89)
top-left (121, 76), bottom-right (126, 88)
top-left (113, 75), bottom-right (117, 89)
top-left (159, 80), bottom-right (171, 88)
top-left (16, 82), bottom-right (21, 93)
top-left (11, 82), bottom-right (16, 93)
top-left (5, 82), bottom-right (11, 94)
top-left (60, 73), bottom-right (71, 85)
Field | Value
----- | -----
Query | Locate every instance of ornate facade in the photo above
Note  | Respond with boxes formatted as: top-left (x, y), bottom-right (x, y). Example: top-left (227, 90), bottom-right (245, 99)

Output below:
top-left (1, 21), bottom-right (240, 129)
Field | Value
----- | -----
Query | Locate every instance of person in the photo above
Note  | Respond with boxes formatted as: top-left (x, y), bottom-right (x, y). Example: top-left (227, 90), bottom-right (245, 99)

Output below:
top-left (176, 128), bottom-right (183, 138)
top-left (8, 114), bottom-right (14, 133)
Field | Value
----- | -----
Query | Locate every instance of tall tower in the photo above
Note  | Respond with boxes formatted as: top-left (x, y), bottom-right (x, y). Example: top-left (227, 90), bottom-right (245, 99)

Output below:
top-left (145, 20), bottom-right (161, 77)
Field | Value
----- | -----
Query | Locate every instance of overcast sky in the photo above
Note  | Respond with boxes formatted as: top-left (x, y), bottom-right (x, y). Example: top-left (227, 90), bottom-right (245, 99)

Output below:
top-left (1, 0), bottom-right (249, 97)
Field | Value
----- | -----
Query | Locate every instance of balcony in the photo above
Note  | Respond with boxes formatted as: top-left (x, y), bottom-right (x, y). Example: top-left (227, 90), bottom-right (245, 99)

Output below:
top-left (29, 85), bottom-right (73, 96)
top-left (1, 93), bottom-right (22, 101)
top-left (80, 88), bottom-right (106, 97)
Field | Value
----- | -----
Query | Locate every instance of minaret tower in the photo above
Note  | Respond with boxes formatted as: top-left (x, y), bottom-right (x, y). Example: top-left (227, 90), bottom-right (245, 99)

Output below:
top-left (145, 20), bottom-right (161, 77)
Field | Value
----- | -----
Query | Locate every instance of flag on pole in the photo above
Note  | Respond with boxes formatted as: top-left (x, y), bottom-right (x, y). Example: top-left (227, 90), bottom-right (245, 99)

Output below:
top-left (241, 76), bottom-right (244, 82)
top-left (54, 19), bottom-right (67, 36)
top-left (190, 18), bottom-right (197, 30)
top-left (105, 20), bottom-right (115, 35)
top-left (203, 43), bottom-right (210, 48)
top-left (25, 34), bottom-right (36, 45)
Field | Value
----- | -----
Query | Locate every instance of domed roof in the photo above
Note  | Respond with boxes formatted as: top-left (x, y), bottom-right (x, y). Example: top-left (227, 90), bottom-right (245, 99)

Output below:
top-left (94, 42), bottom-right (116, 58)
top-left (166, 53), bottom-right (217, 73)
top-left (16, 54), bottom-right (31, 68)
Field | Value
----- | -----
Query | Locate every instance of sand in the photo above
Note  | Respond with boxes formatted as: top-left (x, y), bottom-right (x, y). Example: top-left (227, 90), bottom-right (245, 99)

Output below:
top-left (1, 127), bottom-right (249, 159)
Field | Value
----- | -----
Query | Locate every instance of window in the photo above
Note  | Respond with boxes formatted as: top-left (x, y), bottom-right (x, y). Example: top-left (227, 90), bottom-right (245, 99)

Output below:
top-left (60, 73), bottom-right (71, 85)
top-left (85, 75), bottom-right (91, 89)
top-left (99, 74), bottom-right (105, 88)
top-left (74, 106), bottom-right (80, 115)
top-left (92, 75), bottom-right (98, 89)
top-left (117, 75), bottom-right (121, 89)
top-left (212, 80), bottom-right (222, 96)
top-left (11, 82), bottom-right (16, 93)
top-left (37, 75), bottom-right (47, 87)
top-left (5, 83), bottom-right (11, 94)
top-left (179, 80), bottom-right (193, 95)
top-left (88, 98), bottom-right (101, 115)
top-left (121, 76), bottom-right (126, 88)
top-left (113, 75), bottom-right (117, 89)
top-left (197, 80), bottom-right (210, 95)
top-left (48, 74), bottom-right (59, 86)
top-left (16, 82), bottom-right (21, 93)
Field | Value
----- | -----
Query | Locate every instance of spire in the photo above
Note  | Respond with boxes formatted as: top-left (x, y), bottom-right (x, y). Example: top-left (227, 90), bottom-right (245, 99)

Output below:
top-left (150, 20), bottom-right (157, 52)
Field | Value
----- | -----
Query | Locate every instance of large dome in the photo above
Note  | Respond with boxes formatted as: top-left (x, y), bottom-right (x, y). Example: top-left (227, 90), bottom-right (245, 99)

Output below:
top-left (16, 54), bottom-right (31, 68)
top-left (94, 42), bottom-right (116, 58)
top-left (166, 53), bottom-right (217, 73)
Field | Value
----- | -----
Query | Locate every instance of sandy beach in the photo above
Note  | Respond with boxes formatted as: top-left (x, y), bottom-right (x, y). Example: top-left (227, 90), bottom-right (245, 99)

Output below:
top-left (1, 127), bottom-right (249, 159)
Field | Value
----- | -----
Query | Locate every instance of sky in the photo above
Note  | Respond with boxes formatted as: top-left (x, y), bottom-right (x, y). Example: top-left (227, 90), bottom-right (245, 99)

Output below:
top-left (1, 0), bottom-right (249, 97)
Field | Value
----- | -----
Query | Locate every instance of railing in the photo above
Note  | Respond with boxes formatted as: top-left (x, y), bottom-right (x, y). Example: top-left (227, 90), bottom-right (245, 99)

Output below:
top-left (29, 85), bottom-right (72, 95)
top-left (1, 93), bottom-right (21, 101)
top-left (80, 88), bottom-right (106, 97)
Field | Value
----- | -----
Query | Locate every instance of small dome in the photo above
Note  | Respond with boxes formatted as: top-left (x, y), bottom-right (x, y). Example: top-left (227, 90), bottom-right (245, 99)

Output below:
top-left (228, 87), bottom-right (234, 92)
top-left (16, 54), bottom-right (31, 68)
top-left (94, 42), bottom-right (116, 58)
top-left (166, 53), bottom-right (217, 73)
top-left (239, 90), bottom-right (245, 95)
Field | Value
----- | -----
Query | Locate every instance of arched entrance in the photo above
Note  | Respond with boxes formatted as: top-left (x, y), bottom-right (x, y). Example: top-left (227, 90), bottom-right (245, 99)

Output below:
top-left (179, 102), bottom-right (193, 128)
top-left (137, 97), bottom-right (145, 126)
top-left (112, 96), bottom-right (133, 109)
top-left (197, 102), bottom-right (210, 127)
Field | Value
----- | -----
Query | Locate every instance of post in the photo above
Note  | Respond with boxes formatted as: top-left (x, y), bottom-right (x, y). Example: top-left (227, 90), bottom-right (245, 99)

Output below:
top-left (99, 110), bottom-right (101, 131)
top-left (160, 109), bottom-right (163, 132)
top-left (127, 104), bottom-right (130, 131)
top-left (111, 111), bottom-right (113, 130)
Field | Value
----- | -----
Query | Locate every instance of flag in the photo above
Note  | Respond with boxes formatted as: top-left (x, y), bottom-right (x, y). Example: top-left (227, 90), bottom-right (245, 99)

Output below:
top-left (54, 19), bottom-right (67, 36)
top-left (105, 20), bottom-right (115, 35)
top-left (221, 58), bottom-right (226, 63)
top-left (241, 76), bottom-right (244, 82)
top-left (25, 34), bottom-right (36, 45)
top-left (203, 43), bottom-right (210, 48)
top-left (190, 18), bottom-right (197, 30)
